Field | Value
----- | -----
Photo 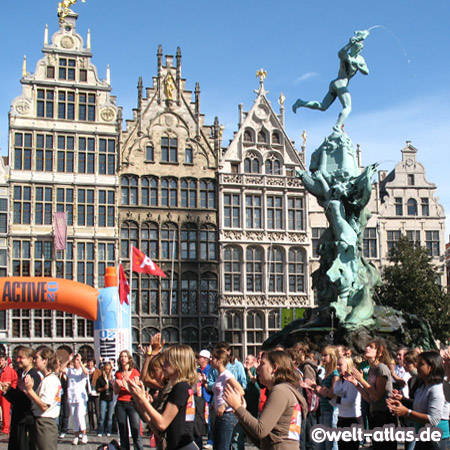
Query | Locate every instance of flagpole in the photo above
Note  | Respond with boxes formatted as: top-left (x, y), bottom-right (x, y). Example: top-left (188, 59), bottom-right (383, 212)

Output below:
top-left (129, 242), bottom-right (133, 352)
top-left (168, 228), bottom-right (176, 320)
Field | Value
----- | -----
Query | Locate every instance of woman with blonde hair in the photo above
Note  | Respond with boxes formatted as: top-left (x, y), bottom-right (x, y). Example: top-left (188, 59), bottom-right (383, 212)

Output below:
top-left (223, 350), bottom-right (307, 449)
top-left (114, 350), bottom-right (143, 450)
top-left (127, 344), bottom-right (199, 450)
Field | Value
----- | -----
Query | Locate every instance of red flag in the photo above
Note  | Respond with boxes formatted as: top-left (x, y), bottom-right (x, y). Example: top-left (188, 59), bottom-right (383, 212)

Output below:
top-left (132, 246), bottom-right (167, 278)
top-left (54, 212), bottom-right (67, 250)
top-left (119, 264), bottom-right (130, 305)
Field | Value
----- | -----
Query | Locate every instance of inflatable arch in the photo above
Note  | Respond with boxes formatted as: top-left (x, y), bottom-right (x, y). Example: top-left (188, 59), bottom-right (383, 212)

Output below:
top-left (0, 277), bottom-right (98, 321)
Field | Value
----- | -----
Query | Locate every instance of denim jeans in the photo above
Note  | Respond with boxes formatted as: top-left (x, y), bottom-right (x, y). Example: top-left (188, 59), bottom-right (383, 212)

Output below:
top-left (98, 399), bottom-right (114, 435)
top-left (214, 412), bottom-right (237, 450)
top-left (318, 409), bottom-right (334, 450)
top-left (115, 400), bottom-right (143, 450)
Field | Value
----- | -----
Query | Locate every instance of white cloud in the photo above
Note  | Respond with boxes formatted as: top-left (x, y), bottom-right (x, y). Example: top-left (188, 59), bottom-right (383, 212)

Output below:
top-left (294, 72), bottom-right (320, 84)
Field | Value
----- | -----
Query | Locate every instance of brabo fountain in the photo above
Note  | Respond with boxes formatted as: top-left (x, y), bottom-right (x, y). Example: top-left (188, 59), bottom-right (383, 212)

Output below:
top-left (264, 30), bottom-right (435, 351)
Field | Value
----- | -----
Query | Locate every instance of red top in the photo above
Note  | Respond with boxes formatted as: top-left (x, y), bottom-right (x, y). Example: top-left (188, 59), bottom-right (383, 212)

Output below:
top-left (0, 366), bottom-right (18, 389)
top-left (115, 368), bottom-right (140, 402)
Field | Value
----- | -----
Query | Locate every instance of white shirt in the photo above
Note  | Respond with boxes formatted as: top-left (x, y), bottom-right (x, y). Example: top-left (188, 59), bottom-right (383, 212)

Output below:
top-left (32, 373), bottom-right (62, 418)
top-left (67, 367), bottom-right (88, 404)
top-left (394, 365), bottom-right (412, 398)
top-left (333, 378), bottom-right (361, 418)
top-left (213, 369), bottom-right (234, 412)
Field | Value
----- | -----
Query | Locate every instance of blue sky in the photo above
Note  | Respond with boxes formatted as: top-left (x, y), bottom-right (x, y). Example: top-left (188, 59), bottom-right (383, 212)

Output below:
top-left (1, 0), bottom-right (449, 234)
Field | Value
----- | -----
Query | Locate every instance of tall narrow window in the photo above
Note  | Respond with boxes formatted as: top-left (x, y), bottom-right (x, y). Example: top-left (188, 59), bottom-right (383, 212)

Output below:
top-left (267, 195), bottom-right (283, 229)
top-left (181, 179), bottom-right (197, 208)
top-left (181, 272), bottom-right (198, 315)
top-left (77, 242), bottom-right (94, 286)
top-left (288, 197), bottom-right (304, 230)
top-left (13, 186), bottom-right (31, 224)
top-left (200, 225), bottom-right (217, 260)
top-left (425, 231), bottom-right (440, 256)
top-left (185, 147), bottom-right (193, 164)
top-left (161, 136), bottom-right (178, 163)
top-left (268, 247), bottom-right (283, 292)
top-left (363, 228), bottom-right (377, 258)
top-left (288, 248), bottom-right (305, 292)
top-left (35, 187), bottom-right (52, 225)
top-left (407, 198), bottom-right (418, 216)
top-left (200, 180), bottom-right (215, 209)
top-left (146, 145), bottom-right (154, 162)
top-left (58, 58), bottom-right (76, 80)
top-left (99, 138), bottom-right (115, 174)
top-left (246, 247), bottom-right (262, 292)
top-left (56, 188), bottom-right (74, 225)
top-left (224, 194), bottom-right (241, 228)
top-left (224, 246), bottom-right (241, 292)
top-left (57, 135), bottom-right (74, 173)
top-left (78, 137), bottom-right (95, 174)
top-left (245, 194), bottom-right (262, 229)
top-left (14, 133), bottom-right (32, 170)
top-left (181, 224), bottom-right (197, 260)
top-left (161, 178), bottom-right (177, 207)
top-left (58, 91), bottom-right (75, 119)
top-left (312, 227), bottom-right (326, 258)
top-left (77, 189), bottom-right (95, 226)
top-left (387, 230), bottom-right (401, 252)
top-left (421, 198), bottom-right (430, 216)
top-left (395, 197), bottom-right (403, 216)
top-left (36, 134), bottom-right (53, 172)
top-left (37, 89), bottom-right (54, 118)
top-left (161, 224), bottom-right (178, 259)
top-left (98, 190), bottom-right (115, 227)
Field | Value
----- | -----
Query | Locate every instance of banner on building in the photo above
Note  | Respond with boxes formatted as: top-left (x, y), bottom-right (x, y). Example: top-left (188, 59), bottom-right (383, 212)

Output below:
top-left (54, 212), bottom-right (67, 250)
top-left (280, 307), bottom-right (307, 329)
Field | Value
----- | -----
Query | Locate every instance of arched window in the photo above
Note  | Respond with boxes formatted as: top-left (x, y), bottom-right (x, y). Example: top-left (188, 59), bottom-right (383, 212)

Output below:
top-left (268, 247), bottom-right (284, 292)
top-left (161, 178), bottom-right (178, 207)
top-left (200, 179), bottom-right (215, 208)
top-left (141, 222), bottom-right (159, 260)
top-left (288, 247), bottom-right (305, 292)
top-left (181, 224), bottom-right (197, 260)
top-left (272, 132), bottom-right (281, 144)
top-left (162, 327), bottom-right (179, 345)
top-left (201, 327), bottom-right (219, 348)
top-left (268, 309), bottom-right (280, 330)
top-left (181, 179), bottom-right (197, 208)
top-left (161, 272), bottom-right (178, 314)
top-left (142, 327), bottom-right (159, 344)
top-left (120, 221), bottom-right (138, 258)
top-left (142, 177), bottom-right (157, 206)
top-left (182, 327), bottom-right (199, 351)
top-left (224, 246), bottom-right (241, 292)
top-left (244, 155), bottom-right (260, 174)
top-left (200, 225), bottom-right (217, 260)
top-left (246, 247), bottom-right (263, 292)
top-left (181, 272), bottom-right (198, 315)
top-left (265, 157), bottom-right (282, 175)
top-left (121, 175), bottom-right (138, 205)
top-left (200, 272), bottom-right (218, 315)
top-left (161, 223), bottom-right (178, 259)
top-left (407, 198), bottom-right (418, 216)
top-left (78, 345), bottom-right (94, 361)
top-left (150, 178), bottom-right (158, 206)
top-left (258, 130), bottom-right (267, 143)
top-left (244, 129), bottom-right (253, 142)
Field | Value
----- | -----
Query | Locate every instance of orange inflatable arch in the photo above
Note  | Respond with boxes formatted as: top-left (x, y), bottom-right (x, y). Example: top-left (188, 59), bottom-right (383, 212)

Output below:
top-left (0, 277), bottom-right (98, 321)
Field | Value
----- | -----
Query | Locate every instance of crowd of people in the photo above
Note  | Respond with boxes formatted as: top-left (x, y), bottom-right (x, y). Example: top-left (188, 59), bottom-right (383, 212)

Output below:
top-left (0, 339), bottom-right (449, 450)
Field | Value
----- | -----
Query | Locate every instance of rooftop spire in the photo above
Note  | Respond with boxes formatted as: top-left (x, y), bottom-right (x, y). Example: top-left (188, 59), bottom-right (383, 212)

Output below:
top-left (44, 24), bottom-right (49, 46)
top-left (87, 29), bottom-right (91, 50)
top-left (22, 55), bottom-right (27, 78)
top-left (255, 68), bottom-right (268, 96)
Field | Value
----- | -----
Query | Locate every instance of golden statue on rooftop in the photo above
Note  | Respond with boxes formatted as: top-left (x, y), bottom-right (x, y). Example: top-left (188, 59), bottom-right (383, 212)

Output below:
top-left (58, 0), bottom-right (86, 24)
top-left (256, 68), bottom-right (267, 82)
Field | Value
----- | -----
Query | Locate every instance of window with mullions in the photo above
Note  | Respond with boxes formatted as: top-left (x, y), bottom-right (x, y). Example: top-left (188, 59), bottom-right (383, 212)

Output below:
top-left (79, 92), bottom-right (96, 121)
top-left (78, 137), bottom-right (95, 174)
top-left (141, 177), bottom-right (157, 207)
top-left (77, 189), bottom-right (95, 226)
top-left (246, 194), bottom-right (262, 229)
top-left (181, 179), bottom-right (197, 208)
top-left (37, 89), bottom-right (54, 118)
top-left (421, 198), bottom-right (430, 216)
top-left (288, 197), bottom-right (304, 230)
top-left (224, 311), bottom-right (243, 351)
top-left (246, 247), bottom-right (263, 292)
top-left (161, 136), bottom-right (177, 163)
top-left (34, 241), bottom-right (53, 277)
top-left (181, 272), bottom-right (198, 315)
top-left (58, 91), bottom-right (75, 119)
top-left (98, 190), bottom-right (115, 227)
top-left (312, 227), bottom-right (326, 258)
top-left (387, 230), bottom-right (401, 252)
top-left (121, 176), bottom-right (138, 205)
top-left (33, 309), bottom-right (52, 338)
top-left (246, 311), bottom-right (264, 356)
top-left (200, 180), bottom-right (215, 209)
top-left (57, 135), bottom-right (74, 172)
top-left (14, 133), bottom-right (32, 170)
top-left (224, 246), bottom-right (241, 292)
top-left (182, 328), bottom-right (199, 352)
top-left (162, 327), bottom-right (179, 346)
top-left (288, 247), bottom-right (305, 292)
top-left (267, 195), bottom-right (283, 229)
top-left (58, 58), bottom-right (76, 80)
top-left (55, 311), bottom-right (74, 338)
top-left (12, 240), bottom-right (31, 276)
top-left (0, 199), bottom-right (7, 233)
top-left (244, 156), bottom-right (260, 174)
top-left (120, 221), bottom-right (138, 259)
top-left (268, 309), bottom-right (280, 333)
top-left (56, 243), bottom-right (74, 280)
top-left (265, 158), bottom-right (281, 175)
top-left (141, 278), bottom-right (160, 315)
top-left (36, 134), bottom-right (53, 172)
top-left (406, 230), bottom-right (421, 245)
top-left (161, 276), bottom-right (178, 314)
top-left (363, 228), bottom-right (378, 258)
top-left (56, 188), bottom-right (74, 225)
top-left (12, 310), bottom-right (30, 338)
top-left (161, 178), bottom-right (177, 207)
top-left (224, 193), bottom-right (241, 228)
top-left (395, 197), bottom-right (403, 216)
top-left (98, 242), bottom-right (115, 288)
top-left (200, 273), bottom-right (218, 315)
top-left (200, 225), bottom-right (217, 260)
top-left (77, 242), bottom-right (95, 286)
top-left (35, 186), bottom-right (53, 225)
top-left (425, 231), bottom-right (440, 257)
top-left (268, 247), bottom-right (284, 292)
top-left (161, 224), bottom-right (178, 259)
top-left (99, 138), bottom-right (115, 175)
top-left (13, 186), bottom-right (31, 224)
top-left (141, 222), bottom-right (159, 259)
top-left (181, 225), bottom-right (197, 260)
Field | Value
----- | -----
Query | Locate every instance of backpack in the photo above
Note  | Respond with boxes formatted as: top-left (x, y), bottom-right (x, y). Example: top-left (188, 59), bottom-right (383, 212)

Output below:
top-left (299, 361), bottom-right (320, 413)
top-left (193, 395), bottom-right (208, 438)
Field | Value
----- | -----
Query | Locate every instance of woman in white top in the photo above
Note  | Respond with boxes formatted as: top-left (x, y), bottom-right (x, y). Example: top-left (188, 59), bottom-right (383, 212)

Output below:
top-left (334, 356), bottom-right (361, 450)
top-left (23, 346), bottom-right (61, 450)
top-left (63, 353), bottom-right (89, 445)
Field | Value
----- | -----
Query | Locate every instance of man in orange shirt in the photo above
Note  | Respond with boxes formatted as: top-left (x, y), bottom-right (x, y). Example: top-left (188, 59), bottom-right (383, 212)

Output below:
top-left (0, 353), bottom-right (18, 435)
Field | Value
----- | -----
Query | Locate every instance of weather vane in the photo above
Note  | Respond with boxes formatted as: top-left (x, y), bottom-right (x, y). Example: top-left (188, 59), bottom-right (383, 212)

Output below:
top-left (58, 0), bottom-right (86, 24)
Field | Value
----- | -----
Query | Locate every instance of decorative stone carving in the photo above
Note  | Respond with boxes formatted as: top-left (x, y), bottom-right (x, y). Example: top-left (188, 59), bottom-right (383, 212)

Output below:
top-left (286, 178), bottom-right (303, 187)
top-left (14, 100), bottom-right (31, 115)
top-left (245, 175), bottom-right (263, 185)
top-left (287, 233), bottom-right (306, 242)
top-left (222, 295), bottom-right (244, 306)
top-left (267, 232), bottom-right (285, 241)
top-left (244, 231), bottom-right (265, 241)
top-left (266, 177), bottom-right (285, 187)
top-left (60, 36), bottom-right (74, 49)
top-left (222, 174), bottom-right (242, 184)
top-left (100, 107), bottom-right (116, 122)
top-left (246, 295), bottom-right (264, 306)
top-left (223, 230), bottom-right (243, 241)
